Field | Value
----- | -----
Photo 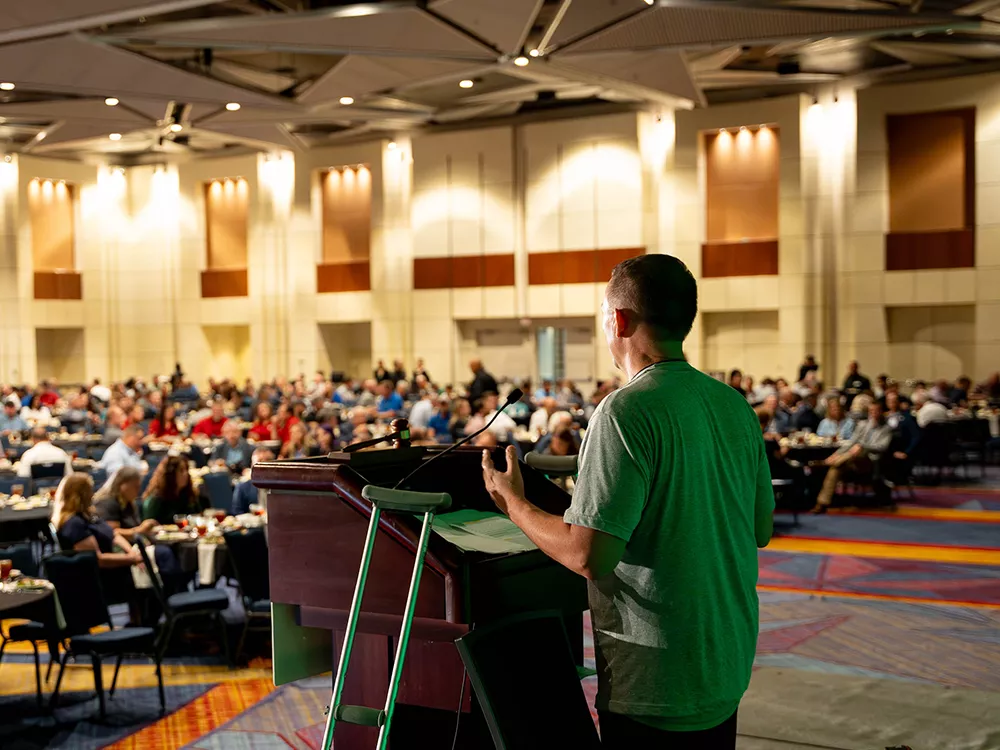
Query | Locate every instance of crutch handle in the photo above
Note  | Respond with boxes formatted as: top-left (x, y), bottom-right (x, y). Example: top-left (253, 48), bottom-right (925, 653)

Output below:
top-left (334, 704), bottom-right (386, 728)
top-left (362, 486), bottom-right (452, 514)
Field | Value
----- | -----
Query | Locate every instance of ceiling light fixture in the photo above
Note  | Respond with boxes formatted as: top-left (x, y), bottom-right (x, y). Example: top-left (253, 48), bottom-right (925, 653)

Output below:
top-left (529, 48), bottom-right (540, 57)
top-left (2, 155), bottom-right (11, 163)
top-left (339, 96), bottom-right (355, 105)
top-left (513, 56), bottom-right (529, 67)
top-left (105, 97), bottom-right (119, 106)
top-left (719, 128), bottom-right (726, 134)
top-left (225, 102), bottom-right (241, 111)
top-left (739, 125), bottom-right (747, 132)
top-left (0, 82), bottom-right (14, 91)
top-left (387, 141), bottom-right (398, 151)
top-left (643, 0), bottom-right (655, 5)
top-left (459, 79), bottom-right (474, 89)
top-left (109, 133), bottom-right (122, 141)
top-left (169, 123), bottom-right (183, 132)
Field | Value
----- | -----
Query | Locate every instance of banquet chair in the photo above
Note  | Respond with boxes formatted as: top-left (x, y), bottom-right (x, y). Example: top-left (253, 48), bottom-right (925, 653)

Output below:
top-left (201, 472), bottom-right (234, 515)
top-left (222, 528), bottom-right (270, 663)
top-left (0, 433), bottom-right (11, 458)
top-left (44, 551), bottom-right (163, 719)
top-left (0, 543), bottom-right (57, 706)
top-left (88, 445), bottom-right (107, 462)
top-left (134, 535), bottom-right (232, 666)
top-left (30, 463), bottom-right (66, 492)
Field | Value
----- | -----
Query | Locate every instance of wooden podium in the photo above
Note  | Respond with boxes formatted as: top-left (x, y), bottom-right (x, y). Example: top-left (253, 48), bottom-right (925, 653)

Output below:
top-left (252, 446), bottom-right (588, 749)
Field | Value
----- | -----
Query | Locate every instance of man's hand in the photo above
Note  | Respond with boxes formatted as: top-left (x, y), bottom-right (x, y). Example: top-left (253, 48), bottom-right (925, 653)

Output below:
top-left (893, 451), bottom-right (908, 460)
top-left (482, 445), bottom-right (524, 515)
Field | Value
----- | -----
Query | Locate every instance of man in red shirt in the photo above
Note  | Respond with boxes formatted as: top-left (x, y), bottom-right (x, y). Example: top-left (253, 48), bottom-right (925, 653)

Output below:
top-left (38, 380), bottom-right (60, 408)
top-left (273, 403), bottom-right (300, 444)
top-left (193, 401), bottom-right (227, 438)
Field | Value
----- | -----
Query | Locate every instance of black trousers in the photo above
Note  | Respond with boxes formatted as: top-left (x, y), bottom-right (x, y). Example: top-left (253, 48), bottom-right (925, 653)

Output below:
top-left (599, 710), bottom-right (738, 750)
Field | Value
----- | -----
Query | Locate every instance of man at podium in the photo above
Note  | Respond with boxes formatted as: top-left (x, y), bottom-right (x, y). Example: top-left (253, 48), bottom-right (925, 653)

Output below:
top-left (483, 255), bottom-right (774, 749)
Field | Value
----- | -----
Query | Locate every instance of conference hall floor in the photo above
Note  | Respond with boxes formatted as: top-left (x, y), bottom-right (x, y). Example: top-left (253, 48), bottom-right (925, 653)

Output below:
top-left (2, 477), bottom-right (999, 750)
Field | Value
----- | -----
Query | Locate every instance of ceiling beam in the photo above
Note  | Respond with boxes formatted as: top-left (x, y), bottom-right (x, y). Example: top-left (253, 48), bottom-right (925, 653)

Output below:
top-left (0, 0), bottom-right (230, 46)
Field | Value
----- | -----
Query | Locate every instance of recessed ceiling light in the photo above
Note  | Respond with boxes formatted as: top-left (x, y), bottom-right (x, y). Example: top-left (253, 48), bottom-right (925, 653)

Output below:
top-left (459, 79), bottom-right (474, 89)
top-left (109, 133), bottom-right (122, 141)
top-left (105, 97), bottom-right (119, 106)
top-left (528, 48), bottom-right (540, 57)
top-left (513, 56), bottom-right (529, 67)
top-left (0, 82), bottom-right (14, 91)
top-left (225, 102), bottom-right (241, 111)
top-left (643, 0), bottom-right (654, 5)
top-left (339, 96), bottom-right (354, 105)
top-left (169, 123), bottom-right (183, 132)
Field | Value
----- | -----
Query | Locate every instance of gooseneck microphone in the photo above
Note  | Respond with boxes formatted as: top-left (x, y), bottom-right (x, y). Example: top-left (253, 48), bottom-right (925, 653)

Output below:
top-left (392, 388), bottom-right (524, 490)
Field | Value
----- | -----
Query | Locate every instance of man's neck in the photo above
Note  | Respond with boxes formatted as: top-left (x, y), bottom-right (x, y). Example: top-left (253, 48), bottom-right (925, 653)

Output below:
top-left (623, 341), bottom-right (685, 381)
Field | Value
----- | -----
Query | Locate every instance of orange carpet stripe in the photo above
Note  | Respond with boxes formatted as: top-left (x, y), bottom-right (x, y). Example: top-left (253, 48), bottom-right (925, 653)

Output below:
top-left (766, 536), bottom-right (1000, 565)
top-left (827, 506), bottom-right (1000, 523)
top-left (758, 584), bottom-right (1000, 610)
top-left (104, 677), bottom-right (276, 750)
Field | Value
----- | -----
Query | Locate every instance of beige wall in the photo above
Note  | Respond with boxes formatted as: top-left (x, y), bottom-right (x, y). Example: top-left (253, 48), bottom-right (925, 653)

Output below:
top-left (35, 327), bottom-right (85, 383)
top-left (2, 72), bottom-right (999, 389)
top-left (317, 322), bottom-right (372, 382)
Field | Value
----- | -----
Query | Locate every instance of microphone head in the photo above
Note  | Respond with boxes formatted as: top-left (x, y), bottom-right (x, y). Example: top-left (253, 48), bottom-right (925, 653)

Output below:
top-left (505, 388), bottom-right (524, 404)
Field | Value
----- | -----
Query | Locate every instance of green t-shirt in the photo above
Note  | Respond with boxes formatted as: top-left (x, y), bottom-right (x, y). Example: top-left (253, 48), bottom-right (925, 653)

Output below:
top-left (563, 361), bottom-right (773, 730)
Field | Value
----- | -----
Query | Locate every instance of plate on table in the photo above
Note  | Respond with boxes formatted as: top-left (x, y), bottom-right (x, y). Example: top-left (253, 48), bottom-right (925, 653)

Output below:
top-left (155, 531), bottom-right (193, 542)
top-left (15, 578), bottom-right (50, 591)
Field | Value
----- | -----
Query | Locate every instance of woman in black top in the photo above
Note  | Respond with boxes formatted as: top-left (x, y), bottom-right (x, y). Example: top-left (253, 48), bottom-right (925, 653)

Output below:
top-left (94, 466), bottom-right (156, 541)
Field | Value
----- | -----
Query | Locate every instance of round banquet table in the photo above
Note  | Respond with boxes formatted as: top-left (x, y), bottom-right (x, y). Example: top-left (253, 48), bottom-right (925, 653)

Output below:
top-left (0, 581), bottom-right (62, 658)
top-left (0, 503), bottom-right (54, 544)
top-left (782, 443), bottom-right (839, 464)
top-left (152, 536), bottom-right (229, 584)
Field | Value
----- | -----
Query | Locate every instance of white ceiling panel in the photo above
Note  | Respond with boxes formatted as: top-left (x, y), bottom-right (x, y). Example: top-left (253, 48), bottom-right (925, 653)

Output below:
top-left (0, 36), bottom-right (285, 106)
top-left (430, 0), bottom-right (543, 54)
top-left (0, 0), bottom-right (228, 39)
top-left (0, 99), bottom-right (151, 124)
top-left (545, 0), bottom-right (649, 51)
top-left (555, 50), bottom-right (702, 103)
top-left (29, 120), bottom-right (146, 150)
top-left (113, 7), bottom-right (497, 60)
top-left (297, 56), bottom-right (477, 105)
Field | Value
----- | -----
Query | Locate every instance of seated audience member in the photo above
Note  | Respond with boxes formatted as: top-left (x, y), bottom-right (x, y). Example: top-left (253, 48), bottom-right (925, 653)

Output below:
top-left (912, 391), bottom-right (948, 428)
top-left (248, 402), bottom-right (275, 441)
top-left (535, 412), bottom-right (580, 454)
top-left (272, 402), bottom-right (300, 444)
top-left (375, 380), bottom-right (403, 418)
top-left (390, 359), bottom-right (407, 385)
top-left (38, 380), bottom-right (60, 408)
top-left (141, 389), bottom-right (163, 419)
top-left (910, 381), bottom-right (929, 405)
top-left (529, 397), bottom-right (558, 439)
top-left (542, 427), bottom-right (580, 457)
top-left (142, 455), bottom-right (205, 524)
top-left (791, 392), bottom-right (820, 433)
top-left (356, 379), bottom-right (379, 408)
top-left (412, 358), bottom-right (432, 384)
top-left (558, 380), bottom-right (584, 409)
top-left (0, 397), bottom-right (27, 434)
top-left (449, 398), bottom-right (472, 442)
top-left (334, 378), bottom-right (356, 406)
top-left (533, 379), bottom-right (556, 402)
top-left (124, 403), bottom-right (146, 429)
top-left (950, 376), bottom-right (972, 407)
top-left (471, 392), bottom-right (516, 439)
top-left (313, 427), bottom-right (334, 455)
top-left (62, 392), bottom-right (96, 432)
top-left (816, 397), bottom-right (855, 441)
top-left (728, 369), bottom-right (745, 395)
top-left (373, 359), bottom-right (390, 382)
top-left (427, 397), bottom-right (452, 441)
top-left (408, 390), bottom-right (435, 431)
top-left (874, 374), bottom-right (890, 399)
top-left (742, 376), bottom-right (756, 404)
top-left (798, 354), bottom-right (819, 383)
top-left (884, 391), bottom-right (920, 464)
top-left (929, 379), bottom-right (953, 406)
top-left (90, 378), bottom-right (112, 405)
top-left (20, 393), bottom-right (51, 422)
top-left (975, 372), bottom-right (1000, 400)
top-left (504, 384), bottom-right (533, 422)
top-left (210, 420), bottom-right (254, 472)
top-left (793, 371), bottom-right (819, 399)
top-left (841, 360), bottom-right (871, 408)
top-left (193, 400), bottom-right (227, 438)
top-left (232, 448), bottom-right (273, 515)
top-left (55, 473), bottom-right (141, 607)
top-left (149, 403), bottom-right (180, 440)
top-left (279, 422), bottom-right (313, 459)
top-left (761, 394), bottom-right (791, 437)
top-left (103, 405), bottom-right (127, 441)
top-left (94, 466), bottom-right (156, 541)
top-left (812, 401), bottom-right (893, 513)
top-left (99, 424), bottom-right (147, 475)
top-left (17, 426), bottom-right (72, 478)
top-left (848, 393), bottom-right (874, 421)
top-left (473, 430), bottom-right (499, 449)
top-left (172, 379), bottom-right (199, 401)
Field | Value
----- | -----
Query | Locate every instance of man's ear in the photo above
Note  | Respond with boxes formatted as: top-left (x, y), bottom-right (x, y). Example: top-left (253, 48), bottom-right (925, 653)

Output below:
top-left (613, 308), bottom-right (629, 338)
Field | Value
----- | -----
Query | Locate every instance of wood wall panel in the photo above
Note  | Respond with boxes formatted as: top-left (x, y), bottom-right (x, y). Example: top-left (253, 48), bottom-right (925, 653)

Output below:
top-left (701, 240), bottom-right (779, 278)
top-left (322, 166), bottom-right (371, 263)
top-left (33, 271), bottom-right (82, 300)
top-left (527, 248), bottom-right (644, 285)
top-left (412, 255), bottom-right (515, 290)
top-left (317, 261), bottom-right (371, 293)
top-left (29, 180), bottom-right (75, 271)
top-left (200, 268), bottom-right (248, 298)
top-left (885, 229), bottom-right (974, 271)
top-left (887, 109), bottom-right (974, 234)
top-left (204, 179), bottom-right (249, 269)
top-left (705, 127), bottom-right (779, 244)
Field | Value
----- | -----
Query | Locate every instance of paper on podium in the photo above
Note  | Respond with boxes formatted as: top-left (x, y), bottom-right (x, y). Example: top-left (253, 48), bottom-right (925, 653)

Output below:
top-left (432, 509), bottom-right (537, 554)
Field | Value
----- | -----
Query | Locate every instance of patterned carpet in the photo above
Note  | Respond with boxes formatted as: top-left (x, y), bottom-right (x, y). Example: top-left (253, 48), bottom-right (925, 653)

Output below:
top-left (2, 480), bottom-right (999, 748)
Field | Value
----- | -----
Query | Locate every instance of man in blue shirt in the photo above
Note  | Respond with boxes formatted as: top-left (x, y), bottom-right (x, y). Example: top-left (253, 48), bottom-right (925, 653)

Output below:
top-left (210, 420), bottom-right (254, 472)
top-left (0, 399), bottom-right (28, 434)
top-left (232, 448), bottom-right (273, 515)
top-left (375, 380), bottom-right (403, 418)
top-left (98, 424), bottom-right (146, 475)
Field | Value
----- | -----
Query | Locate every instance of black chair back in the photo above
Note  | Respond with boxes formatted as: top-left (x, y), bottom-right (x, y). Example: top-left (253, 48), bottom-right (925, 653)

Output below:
top-left (133, 534), bottom-right (169, 612)
top-left (916, 422), bottom-right (956, 468)
top-left (223, 528), bottom-right (269, 603)
top-left (201, 472), bottom-right (234, 514)
top-left (30, 462), bottom-right (66, 480)
top-left (0, 477), bottom-right (31, 496)
top-left (455, 611), bottom-right (601, 750)
top-left (42, 551), bottom-right (111, 636)
top-left (0, 543), bottom-right (37, 577)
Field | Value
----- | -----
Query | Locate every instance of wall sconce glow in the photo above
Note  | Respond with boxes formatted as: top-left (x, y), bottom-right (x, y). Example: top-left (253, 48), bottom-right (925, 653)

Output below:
top-left (529, 48), bottom-right (540, 57)
top-left (739, 125), bottom-right (747, 132)
top-left (225, 102), bottom-right (241, 111)
top-left (339, 96), bottom-right (355, 105)
top-left (718, 128), bottom-right (726, 134)
top-left (105, 97), bottom-right (119, 106)
top-left (387, 141), bottom-right (398, 151)
top-left (109, 133), bottom-right (122, 141)
top-left (2, 154), bottom-right (11, 163)
top-left (169, 123), bottom-right (183, 133)
top-left (0, 82), bottom-right (14, 91)
top-left (643, 0), bottom-right (655, 5)
top-left (513, 56), bottom-right (529, 66)
top-left (459, 79), bottom-right (474, 89)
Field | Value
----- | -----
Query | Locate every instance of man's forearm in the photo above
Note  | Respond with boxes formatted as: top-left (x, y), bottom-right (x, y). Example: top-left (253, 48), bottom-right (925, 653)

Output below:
top-left (506, 497), bottom-right (592, 578)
